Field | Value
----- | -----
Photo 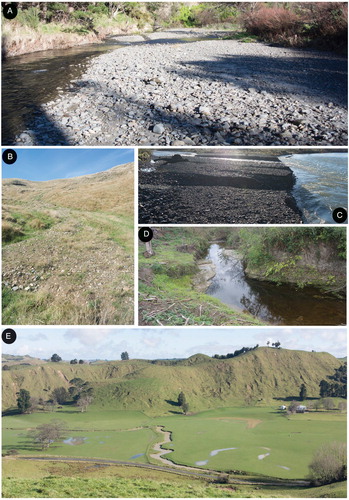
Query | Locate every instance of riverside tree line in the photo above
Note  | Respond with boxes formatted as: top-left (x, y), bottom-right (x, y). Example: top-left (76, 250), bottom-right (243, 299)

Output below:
top-left (7, 2), bottom-right (348, 52)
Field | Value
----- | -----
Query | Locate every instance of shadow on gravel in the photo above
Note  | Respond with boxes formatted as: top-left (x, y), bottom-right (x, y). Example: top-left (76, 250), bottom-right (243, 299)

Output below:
top-left (8, 48), bottom-right (347, 146)
top-left (177, 51), bottom-right (348, 106)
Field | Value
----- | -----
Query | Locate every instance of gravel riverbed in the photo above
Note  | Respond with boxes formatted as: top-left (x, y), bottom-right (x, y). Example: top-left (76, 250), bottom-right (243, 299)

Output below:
top-left (16, 29), bottom-right (348, 146)
top-left (139, 154), bottom-right (303, 224)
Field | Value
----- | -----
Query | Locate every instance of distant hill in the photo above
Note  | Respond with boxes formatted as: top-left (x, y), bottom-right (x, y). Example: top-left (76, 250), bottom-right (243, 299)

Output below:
top-left (2, 348), bottom-right (343, 412)
top-left (2, 354), bottom-right (45, 366)
top-left (3, 163), bottom-right (133, 215)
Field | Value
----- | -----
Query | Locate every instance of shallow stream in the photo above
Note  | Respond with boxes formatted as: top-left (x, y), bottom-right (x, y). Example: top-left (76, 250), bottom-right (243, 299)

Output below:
top-left (2, 39), bottom-right (123, 144)
top-left (201, 243), bottom-right (345, 326)
top-left (2, 32), bottom-right (217, 144)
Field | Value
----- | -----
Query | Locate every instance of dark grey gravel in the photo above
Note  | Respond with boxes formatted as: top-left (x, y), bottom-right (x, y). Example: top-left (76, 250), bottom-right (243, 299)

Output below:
top-left (15, 29), bottom-right (348, 146)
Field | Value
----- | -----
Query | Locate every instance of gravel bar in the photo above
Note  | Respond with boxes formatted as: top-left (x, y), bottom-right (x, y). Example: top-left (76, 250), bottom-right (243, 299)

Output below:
top-left (139, 155), bottom-right (303, 224)
top-left (16, 29), bottom-right (347, 146)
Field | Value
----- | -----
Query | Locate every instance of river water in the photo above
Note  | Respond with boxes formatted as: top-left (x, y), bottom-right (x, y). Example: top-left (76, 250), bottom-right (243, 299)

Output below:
top-left (2, 33), bottom-right (217, 145)
top-left (279, 153), bottom-right (348, 224)
top-left (204, 243), bottom-right (345, 326)
top-left (2, 39), bottom-right (123, 144)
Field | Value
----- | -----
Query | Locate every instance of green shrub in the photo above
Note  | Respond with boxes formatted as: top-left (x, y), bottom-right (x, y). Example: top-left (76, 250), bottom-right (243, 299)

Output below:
top-left (17, 6), bottom-right (40, 30)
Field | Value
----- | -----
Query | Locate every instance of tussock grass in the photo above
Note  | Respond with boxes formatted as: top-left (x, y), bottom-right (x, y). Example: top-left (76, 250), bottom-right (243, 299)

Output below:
top-left (2, 163), bottom-right (134, 325)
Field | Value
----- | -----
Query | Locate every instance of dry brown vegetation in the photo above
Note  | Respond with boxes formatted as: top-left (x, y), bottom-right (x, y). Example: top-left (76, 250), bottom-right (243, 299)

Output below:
top-left (2, 163), bottom-right (134, 325)
top-left (243, 2), bottom-right (348, 51)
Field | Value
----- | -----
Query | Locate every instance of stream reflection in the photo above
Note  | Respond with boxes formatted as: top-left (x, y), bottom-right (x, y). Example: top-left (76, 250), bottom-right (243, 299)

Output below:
top-left (205, 243), bottom-right (345, 325)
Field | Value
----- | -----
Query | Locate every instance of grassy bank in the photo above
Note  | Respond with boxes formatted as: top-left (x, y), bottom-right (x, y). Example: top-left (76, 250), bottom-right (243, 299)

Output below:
top-left (236, 227), bottom-right (346, 296)
top-left (2, 2), bottom-right (238, 57)
top-left (4, 2), bottom-right (346, 57)
top-left (2, 3), bottom-right (138, 56)
top-left (3, 459), bottom-right (347, 498)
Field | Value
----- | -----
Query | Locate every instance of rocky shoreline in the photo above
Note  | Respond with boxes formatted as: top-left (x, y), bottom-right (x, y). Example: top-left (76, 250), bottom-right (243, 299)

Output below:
top-left (139, 154), bottom-right (303, 224)
top-left (14, 29), bottom-right (347, 146)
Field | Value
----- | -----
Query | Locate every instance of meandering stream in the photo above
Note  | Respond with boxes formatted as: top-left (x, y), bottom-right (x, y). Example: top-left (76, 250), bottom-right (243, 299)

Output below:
top-left (198, 243), bottom-right (345, 325)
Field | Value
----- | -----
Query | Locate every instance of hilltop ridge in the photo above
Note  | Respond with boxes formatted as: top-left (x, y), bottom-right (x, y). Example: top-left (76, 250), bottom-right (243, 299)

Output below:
top-left (2, 347), bottom-right (342, 412)
top-left (3, 162), bottom-right (133, 213)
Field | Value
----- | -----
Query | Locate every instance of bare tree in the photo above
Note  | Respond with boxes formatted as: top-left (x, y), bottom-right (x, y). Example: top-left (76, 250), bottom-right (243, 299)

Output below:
top-left (30, 420), bottom-right (67, 450)
top-left (309, 442), bottom-right (347, 484)
top-left (322, 398), bottom-right (335, 410)
top-left (76, 395), bottom-right (93, 413)
top-left (338, 401), bottom-right (347, 413)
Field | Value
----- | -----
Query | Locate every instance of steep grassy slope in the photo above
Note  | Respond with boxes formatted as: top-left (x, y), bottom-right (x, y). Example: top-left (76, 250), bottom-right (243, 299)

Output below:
top-left (2, 348), bottom-right (342, 412)
top-left (3, 163), bottom-right (133, 215)
top-left (2, 163), bottom-right (134, 325)
top-left (2, 354), bottom-right (45, 367)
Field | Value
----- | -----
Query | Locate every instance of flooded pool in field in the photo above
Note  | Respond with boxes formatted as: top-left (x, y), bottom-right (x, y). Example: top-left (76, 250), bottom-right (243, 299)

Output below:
top-left (63, 437), bottom-right (87, 446)
top-left (195, 447), bottom-right (237, 466)
top-left (200, 243), bottom-right (345, 325)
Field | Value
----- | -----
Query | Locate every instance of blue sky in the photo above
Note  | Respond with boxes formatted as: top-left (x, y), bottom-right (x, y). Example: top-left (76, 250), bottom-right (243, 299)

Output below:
top-left (3, 327), bottom-right (346, 361)
top-left (2, 148), bottom-right (134, 181)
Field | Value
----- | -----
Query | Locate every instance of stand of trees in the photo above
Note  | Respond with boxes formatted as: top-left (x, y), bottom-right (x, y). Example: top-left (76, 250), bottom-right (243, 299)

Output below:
top-left (50, 353), bottom-right (62, 362)
top-left (320, 364), bottom-right (347, 398)
top-left (17, 389), bottom-right (31, 413)
top-left (121, 351), bottom-right (129, 360)
top-left (69, 377), bottom-right (94, 412)
top-left (212, 344), bottom-right (259, 359)
top-left (266, 340), bottom-right (281, 348)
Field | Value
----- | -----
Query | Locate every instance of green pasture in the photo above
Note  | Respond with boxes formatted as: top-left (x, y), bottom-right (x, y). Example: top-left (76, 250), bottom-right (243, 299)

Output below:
top-left (2, 406), bottom-right (346, 480)
top-left (157, 407), bottom-right (346, 479)
top-left (2, 409), bottom-right (154, 463)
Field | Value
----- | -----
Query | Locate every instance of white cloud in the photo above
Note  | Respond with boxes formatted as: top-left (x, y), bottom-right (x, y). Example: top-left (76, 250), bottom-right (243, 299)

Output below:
top-left (142, 336), bottom-right (162, 348)
top-left (28, 333), bottom-right (48, 342)
top-left (64, 329), bottom-right (111, 347)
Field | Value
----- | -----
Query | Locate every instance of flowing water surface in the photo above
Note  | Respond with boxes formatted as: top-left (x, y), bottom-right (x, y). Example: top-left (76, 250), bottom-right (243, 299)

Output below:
top-left (2, 33), bottom-right (216, 144)
top-left (280, 153), bottom-right (348, 224)
top-left (204, 243), bottom-right (345, 325)
top-left (2, 39), bottom-right (124, 144)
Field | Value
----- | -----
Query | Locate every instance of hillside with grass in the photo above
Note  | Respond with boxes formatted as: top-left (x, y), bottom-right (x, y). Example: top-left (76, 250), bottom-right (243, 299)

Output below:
top-left (2, 348), bottom-right (342, 412)
top-left (2, 163), bottom-right (134, 325)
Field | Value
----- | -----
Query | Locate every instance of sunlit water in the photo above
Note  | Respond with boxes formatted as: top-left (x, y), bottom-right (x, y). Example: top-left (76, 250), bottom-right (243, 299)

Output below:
top-left (279, 153), bottom-right (348, 223)
top-left (2, 40), bottom-right (123, 144)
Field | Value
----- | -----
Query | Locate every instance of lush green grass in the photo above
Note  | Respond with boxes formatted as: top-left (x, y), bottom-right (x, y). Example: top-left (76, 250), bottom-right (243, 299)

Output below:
top-left (3, 209), bottom-right (57, 244)
top-left (3, 409), bottom-right (154, 464)
top-left (3, 407), bottom-right (346, 481)
top-left (2, 474), bottom-right (236, 498)
top-left (2, 458), bottom-right (347, 498)
top-left (157, 407), bottom-right (346, 479)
